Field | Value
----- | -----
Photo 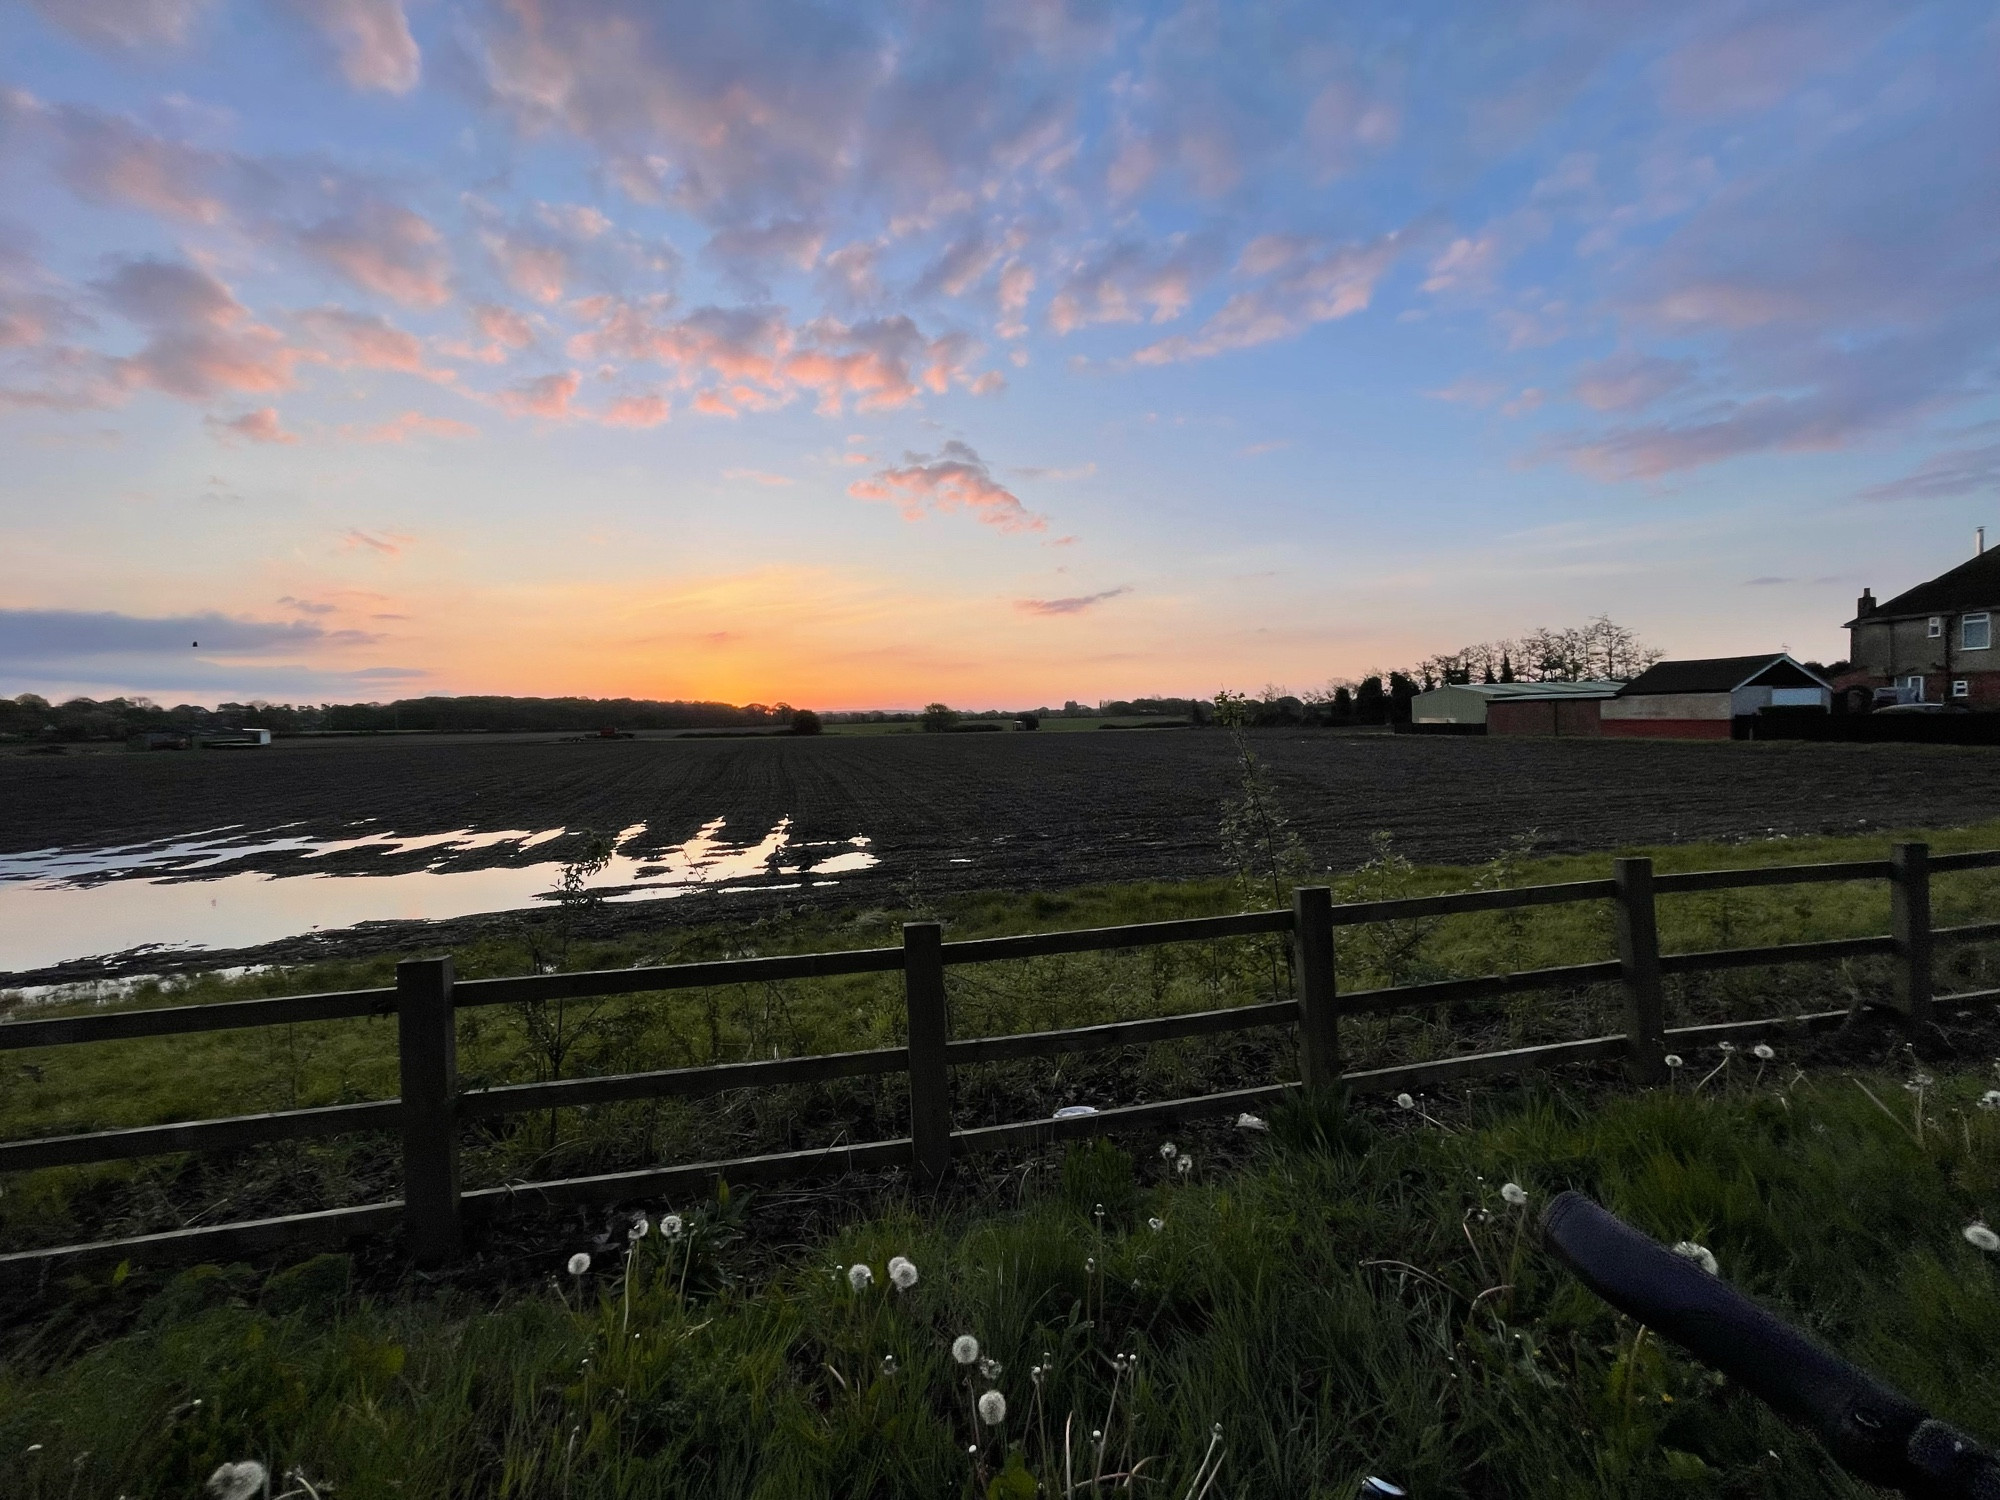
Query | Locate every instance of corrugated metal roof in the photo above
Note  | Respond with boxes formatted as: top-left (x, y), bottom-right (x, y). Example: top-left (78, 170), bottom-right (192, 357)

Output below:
top-left (1616, 654), bottom-right (1827, 695)
top-left (1413, 680), bottom-right (1623, 700)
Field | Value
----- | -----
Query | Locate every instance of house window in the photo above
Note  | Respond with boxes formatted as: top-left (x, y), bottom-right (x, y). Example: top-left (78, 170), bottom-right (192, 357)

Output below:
top-left (1929, 616), bottom-right (1944, 638)
top-left (1964, 613), bottom-right (1992, 650)
top-left (1898, 675), bottom-right (1926, 699)
top-left (1953, 680), bottom-right (1971, 698)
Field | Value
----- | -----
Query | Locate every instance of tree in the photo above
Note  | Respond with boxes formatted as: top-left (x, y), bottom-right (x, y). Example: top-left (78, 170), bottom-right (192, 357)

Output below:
top-left (920, 702), bottom-right (959, 732)
top-left (1353, 676), bottom-right (1388, 724)
top-left (789, 709), bottom-right (823, 735)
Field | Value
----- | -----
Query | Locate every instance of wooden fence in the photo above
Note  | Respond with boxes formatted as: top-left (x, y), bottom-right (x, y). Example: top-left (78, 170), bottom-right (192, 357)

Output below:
top-left (3, 842), bottom-right (1998, 1274)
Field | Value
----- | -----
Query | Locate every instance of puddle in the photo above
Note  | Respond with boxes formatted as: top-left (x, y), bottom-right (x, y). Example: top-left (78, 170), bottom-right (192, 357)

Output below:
top-left (0, 820), bottom-right (878, 977)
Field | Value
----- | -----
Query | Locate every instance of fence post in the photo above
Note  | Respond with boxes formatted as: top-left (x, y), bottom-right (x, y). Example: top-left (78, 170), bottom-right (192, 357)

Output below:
top-left (397, 956), bottom-right (461, 1265)
top-left (1293, 886), bottom-right (1342, 1089)
top-left (1613, 858), bottom-right (1667, 1085)
top-left (1890, 842), bottom-right (1934, 1026)
top-left (903, 922), bottom-right (953, 1187)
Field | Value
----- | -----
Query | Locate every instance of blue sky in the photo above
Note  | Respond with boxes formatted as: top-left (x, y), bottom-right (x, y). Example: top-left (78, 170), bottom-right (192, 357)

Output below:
top-left (2, 0), bottom-right (1997, 708)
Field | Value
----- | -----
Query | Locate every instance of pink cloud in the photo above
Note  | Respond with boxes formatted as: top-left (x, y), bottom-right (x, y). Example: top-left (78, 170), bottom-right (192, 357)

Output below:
top-left (486, 232), bottom-right (570, 304)
top-left (499, 370), bottom-right (581, 419)
top-left (208, 407), bottom-right (298, 445)
top-left (600, 392), bottom-right (670, 427)
top-left (346, 410), bottom-right (478, 443)
top-left (1015, 586), bottom-right (1128, 615)
top-left (299, 201), bottom-right (451, 307)
top-left (32, 102), bottom-right (230, 224)
top-left (27, 0), bottom-right (211, 49)
top-left (1049, 236), bottom-right (1220, 335)
top-left (1132, 226), bottom-right (1412, 365)
top-left (300, 306), bottom-right (440, 377)
top-left (849, 440), bottom-right (1044, 533)
top-left (473, 304), bottom-right (535, 348)
top-left (1572, 352), bottom-right (1697, 413)
top-left (98, 258), bottom-right (302, 399)
top-left (287, 0), bottom-right (421, 94)
top-left (341, 527), bottom-right (413, 556)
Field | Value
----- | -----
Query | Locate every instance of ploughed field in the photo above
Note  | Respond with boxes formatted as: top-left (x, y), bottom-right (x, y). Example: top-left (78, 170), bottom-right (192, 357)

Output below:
top-left (8, 729), bottom-right (1998, 890)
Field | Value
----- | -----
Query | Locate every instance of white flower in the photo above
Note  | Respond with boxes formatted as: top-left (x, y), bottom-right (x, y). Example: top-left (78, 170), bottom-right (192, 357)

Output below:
top-left (847, 1263), bottom-right (874, 1292)
top-left (628, 1216), bottom-right (650, 1241)
top-left (1965, 1223), bottom-right (2000, 1253)
top-left (1236, 1113), bottom-right (1270, 1132)
top-left (661, 1213), bottom-right (685, 1239)
top-left (1500, 1182), bottom-right (1528, 1207)
top-left (979, 1356), bottom-right (1003, 1379)
top-left (1980, 1090), bottom-right (2000, 1112)
top-left (1671, 1241), bottom-right (1719, 1275)
top-left (1148, 1217), bottom-right (1164, 1233)
top-left (978, 1390), bottom-right (1008, 1426)
top-left (207, 1462), bottom-right (268, 1500)
top-left (1752, 1044), bottom-right (1775, 1061)
top-left (567, 1252), bottom-right (591, 1276)
top-left (952, 1334), bottom-right (980, 1365)
top-left (1159, 1142), bottom-right (1177, 1160)
top-left (1175, 1154), bottom-right (1193, 1177)
top-left (1664, 1054), bottom-right (1684, 1069)
top-left (1395, 1093), bottom-right (1415, 1110)
top-left (888, 1255), bottom-right (919, 1291)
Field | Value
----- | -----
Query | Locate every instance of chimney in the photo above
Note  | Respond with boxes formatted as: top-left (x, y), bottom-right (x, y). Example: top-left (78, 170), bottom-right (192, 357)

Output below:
top-left (1856, 588), bottom-right (1876, 618)
top-left (1979, 526), bottom-right (1987, 556)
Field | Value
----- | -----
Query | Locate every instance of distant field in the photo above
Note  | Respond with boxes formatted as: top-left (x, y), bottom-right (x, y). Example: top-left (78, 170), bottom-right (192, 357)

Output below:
top-left (8, 730), bottom-right (2000, 890)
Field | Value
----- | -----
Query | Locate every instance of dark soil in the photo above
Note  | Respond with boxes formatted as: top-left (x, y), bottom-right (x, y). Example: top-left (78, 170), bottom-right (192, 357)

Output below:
top-left (6, 729), bottom-right (2000, 981)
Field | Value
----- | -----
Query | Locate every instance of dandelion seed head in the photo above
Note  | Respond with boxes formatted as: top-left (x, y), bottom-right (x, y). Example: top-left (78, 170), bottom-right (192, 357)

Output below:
top-left (978, 1389), bottom-right (1007, 1425)
top-left (1091, 1429), bottom-right (1103, 1442)
top-left (1176, 1155), bottom-right (1193, 1177)
top-left (1665, 1054), bottom-right (1684, 1069)
top-left (1501, 1182), bottom-right (1528, 1207)
top-left (1030, 1365), bottom-right (1044, 1385)
top-left (1671, 1241), bottom-right (1719, 1275)
top-left (888, 1255), bottom-right (919, 1290)
top-left (1236, 1112), bottom-right (1270, 1132)
top-left (567, 1252), bottom-right (591, 1276)
top-left (1084, 1257), bottom-right (1097, 1273)
top-left (1718, 1041), bottom-right (1737, 1054)
top-left (206, 1462), bottom-right (268, 1500)
top-left (628, 1216), bottom-right (649, 1241)
top-left (1148, 1217), bottom-right (1164, 1232)
top-left (661, 1213), bottom-right (684, 1239)
top-left (847, 1262), bottom-right (874, 1292)
top-left (1966, 1223), bottom-right (2000, 1253)
top-left (952, 1334), bottom-right (980, 1365)
top-left (1753, 1044), bottom-right (1775, 1061)
top-left (1396, 1093), bottom-right (1415, 1110)
top-left (1159, 1142), bottom-right (1177, 1160)
top-left (1979, 1090), bottom-right (2000, 1111)
top-left (881, 1354), bottom-right (898, 1376)
top-left (980, 1356), bottom-right (1002, 1380)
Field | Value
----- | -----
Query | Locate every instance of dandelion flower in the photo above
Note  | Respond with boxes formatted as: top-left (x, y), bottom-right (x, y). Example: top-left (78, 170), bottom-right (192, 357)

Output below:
top-left (1665, 1054), bottom-right (1684, 1069)
top-left (1966, 1223), bottom-right (2000, 1253)
top-left (1236, 1113), bottom-right (1270, 1132)
top-left (1501, 1182), bottom-right (1528, 1207)
top-left (661, 1213), bottom-right (685, 1239)
top-left (978, 1390), bottom-right (1007, 1426)
top-left (206, 1463), bottom-right (268, 1500)
top-left (953, 1334), bottom-right (981, 1365)
top-left (1753, 1044), bottom-right (1776, 1061)
top-left (567, 1252), bottom-right (591, 1277)
top-left (888, 1255), bottom-right (919, 1291)
top-left (1148, 1217), bottom-right (1164, 1233)
top-left (1395, 1093), bottom-right (1415, 1110)
top-left (628, 1216), bottom-right (650, 1241)
top-left (1159, 1142), bottom-right (1178, 1160)
top-left (1980, 1090), bottom-right (2000, 1111)
top-left (1176, 1155), bottom-right (1194, 1177)
top-left (847, 1263), bottom-right (874, 1292)
top-left (1671, 1241), bottom-right (1719, 1275)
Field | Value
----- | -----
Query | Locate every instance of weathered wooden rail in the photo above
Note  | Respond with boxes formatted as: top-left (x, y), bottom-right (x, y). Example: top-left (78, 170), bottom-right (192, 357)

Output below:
top-left (2, 842), bottom-right (1994, 1273)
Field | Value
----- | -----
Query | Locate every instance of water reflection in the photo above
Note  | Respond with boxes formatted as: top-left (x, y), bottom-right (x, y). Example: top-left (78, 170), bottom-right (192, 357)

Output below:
top-left (0, 819), bottom-right (878, 976)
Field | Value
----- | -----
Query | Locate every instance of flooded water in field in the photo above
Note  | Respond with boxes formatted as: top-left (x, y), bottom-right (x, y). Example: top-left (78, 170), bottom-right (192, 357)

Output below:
top-left (0, 819), bottom-right (877, 977)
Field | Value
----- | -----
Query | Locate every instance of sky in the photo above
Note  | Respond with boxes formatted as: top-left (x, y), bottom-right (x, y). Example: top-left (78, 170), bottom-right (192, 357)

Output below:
top-left (1, 0), bottom-right (1997, 710)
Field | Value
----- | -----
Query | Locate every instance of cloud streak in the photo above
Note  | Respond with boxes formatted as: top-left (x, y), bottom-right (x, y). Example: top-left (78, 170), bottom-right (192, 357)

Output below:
top-left (849, 441), bottom-right (1043, 532)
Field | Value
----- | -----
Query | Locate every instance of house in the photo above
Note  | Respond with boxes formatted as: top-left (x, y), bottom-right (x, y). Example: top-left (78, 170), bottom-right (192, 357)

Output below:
top-left (1602, 655), bottom-right (1832, 739)
top-left (1408, 680), bottom-right (1622, 735)
top-left (1846, 536), bottom-right (2000, 706)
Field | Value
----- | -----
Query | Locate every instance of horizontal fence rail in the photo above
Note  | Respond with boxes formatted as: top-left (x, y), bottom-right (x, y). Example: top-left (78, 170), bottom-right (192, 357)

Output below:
top-left (3, 839), bottom-right (1997, 1273)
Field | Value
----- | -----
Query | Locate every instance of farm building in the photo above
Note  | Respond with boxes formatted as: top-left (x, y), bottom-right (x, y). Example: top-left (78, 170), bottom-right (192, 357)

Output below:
top-left (1845, 534), bottom-right (2000, 706)
top-left (1409, 680), bottom-right (1622, 735)
top-left (1602, 655), bottom-right (1832, 739)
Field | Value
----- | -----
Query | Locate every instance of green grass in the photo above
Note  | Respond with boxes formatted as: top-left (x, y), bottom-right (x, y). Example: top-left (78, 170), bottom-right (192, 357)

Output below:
top-left (7, 818), bottom-right (2000, 1252)
top-left (4, 1069), bottom-right (1998, 1498)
